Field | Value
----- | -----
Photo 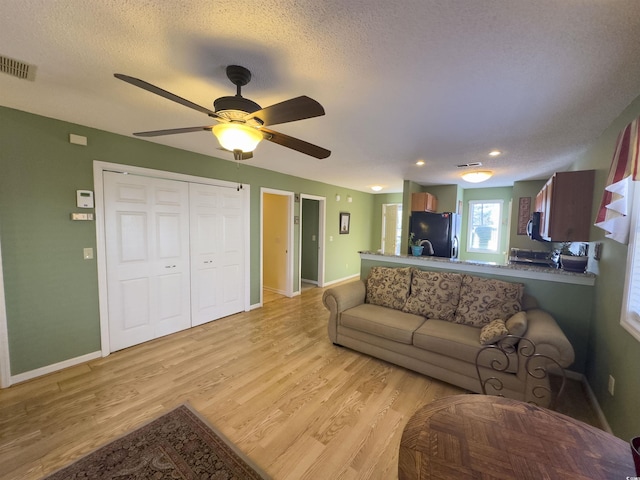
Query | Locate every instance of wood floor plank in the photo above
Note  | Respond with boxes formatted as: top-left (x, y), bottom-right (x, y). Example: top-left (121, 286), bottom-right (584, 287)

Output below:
top-left (0, 283), bottom-right (600, 480)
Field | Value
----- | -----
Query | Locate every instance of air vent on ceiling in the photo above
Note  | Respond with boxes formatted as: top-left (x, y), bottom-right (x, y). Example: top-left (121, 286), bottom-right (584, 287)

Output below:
top-left (0, 55), bottom-right (36, 81)
top-left (457, 162), bottom-right (482, 168)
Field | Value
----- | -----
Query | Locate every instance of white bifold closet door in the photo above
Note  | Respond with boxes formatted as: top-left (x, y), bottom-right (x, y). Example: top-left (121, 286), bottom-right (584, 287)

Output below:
top-left (104, 172), bottom-right (191, 351)
top-left (189, 183), bottom-right (244, 326)
top-left (104, 172), bottom-right (245, 352)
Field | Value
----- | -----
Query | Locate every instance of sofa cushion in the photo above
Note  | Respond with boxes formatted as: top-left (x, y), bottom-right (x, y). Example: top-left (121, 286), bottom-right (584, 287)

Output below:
top-left (453, 275), bottom-right (524, 327)
top-left (402, 269), bottom-right (462, 321)
top-left (341, 304), bottom-right (425, 344)
top-left (365, 266), bottom-right (412, 310)
top-left (413, 319), bottom-right (517, 373)
top-left (479, 319), bottom-right (508, 345)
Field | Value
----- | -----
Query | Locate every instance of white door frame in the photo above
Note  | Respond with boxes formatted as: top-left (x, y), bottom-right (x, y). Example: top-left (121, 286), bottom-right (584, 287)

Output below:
top-left (299, 194), bottom-right (326, 288)
top-left (0, 239), bottom-right (11, 387)
top-left (260, 188), bottom-right (294, 304)
top-left (94, 161), bottom-right (251, 356)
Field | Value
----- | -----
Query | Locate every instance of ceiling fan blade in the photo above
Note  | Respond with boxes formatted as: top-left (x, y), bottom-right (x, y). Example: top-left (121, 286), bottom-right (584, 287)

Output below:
top-left (260, 127), bottom-right (331, 159)
top-left (244, 96), bottom-right (325, 127)
top-left (133, 126), bottom-right (215, 137)
top-left (114, 74), bottom-right (221, 119)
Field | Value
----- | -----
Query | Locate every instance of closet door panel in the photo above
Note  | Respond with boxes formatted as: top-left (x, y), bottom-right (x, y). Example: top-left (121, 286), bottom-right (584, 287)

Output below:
top-left (190, 184), bottom-right (244, 325)
top-left (105, 172), bottom-right (190, 351)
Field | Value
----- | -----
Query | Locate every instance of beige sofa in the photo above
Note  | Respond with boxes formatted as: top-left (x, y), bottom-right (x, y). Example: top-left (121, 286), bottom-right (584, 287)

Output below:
top-left (322, 266), bottom-right (575, 406)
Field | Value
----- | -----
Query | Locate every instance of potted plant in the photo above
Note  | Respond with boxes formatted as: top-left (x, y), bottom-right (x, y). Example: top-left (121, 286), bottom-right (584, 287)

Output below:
top-left (557, 242), bottom-right (588, 273)
top-left (409, 233), bottom-right (424, 256)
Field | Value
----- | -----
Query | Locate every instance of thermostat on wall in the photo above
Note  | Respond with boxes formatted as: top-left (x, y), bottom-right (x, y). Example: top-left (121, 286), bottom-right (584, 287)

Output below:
top-left (76, 190), bottom-right (94, 208)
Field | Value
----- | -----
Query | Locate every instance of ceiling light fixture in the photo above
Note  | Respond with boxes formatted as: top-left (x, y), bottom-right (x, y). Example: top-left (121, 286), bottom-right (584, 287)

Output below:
top-left (461, 171), bottom-right (493, 183)
top-left (212, 123), bottom-right (263, 153)
top-left (489, 150), bottom-right (502, 157)
top-left (371, 185), bottom-right (383, 192)
top-left (416, 160), bottom-right (425, 166)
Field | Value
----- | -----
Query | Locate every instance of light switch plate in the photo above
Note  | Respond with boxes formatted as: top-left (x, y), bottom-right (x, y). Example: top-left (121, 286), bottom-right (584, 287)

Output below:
top-left (83, 248), bottom-right (94, 260)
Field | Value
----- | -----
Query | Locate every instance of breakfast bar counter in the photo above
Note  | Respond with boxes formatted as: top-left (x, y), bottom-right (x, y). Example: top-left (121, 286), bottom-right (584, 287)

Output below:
top-left (359, 252), bottom-right (596, 286)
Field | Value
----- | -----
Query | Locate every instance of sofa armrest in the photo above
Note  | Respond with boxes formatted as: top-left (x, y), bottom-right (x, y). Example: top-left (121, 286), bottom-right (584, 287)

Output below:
top-left (521, 309), bottom-right (575, 368)
top-left (518, 308), bottom-right (575, 406)
top-left (322, 280), bottom-right (366, 343)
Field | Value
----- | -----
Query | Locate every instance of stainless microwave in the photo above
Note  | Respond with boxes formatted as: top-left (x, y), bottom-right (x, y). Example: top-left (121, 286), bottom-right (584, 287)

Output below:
top-left (526, 212), bottom-right (548, 242)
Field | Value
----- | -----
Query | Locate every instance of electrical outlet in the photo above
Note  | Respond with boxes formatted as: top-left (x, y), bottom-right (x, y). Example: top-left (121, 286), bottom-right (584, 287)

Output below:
top-left (608, 375), bottom-right (615, 396)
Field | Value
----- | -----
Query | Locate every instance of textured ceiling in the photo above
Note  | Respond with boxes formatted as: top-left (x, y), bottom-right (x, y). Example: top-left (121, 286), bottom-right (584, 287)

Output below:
top-left (2, 1), bottom-right (640, 192)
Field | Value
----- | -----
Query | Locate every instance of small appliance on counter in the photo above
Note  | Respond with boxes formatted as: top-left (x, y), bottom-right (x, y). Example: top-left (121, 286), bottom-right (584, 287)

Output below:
top-left (508, 248), bottom-right (556, 268)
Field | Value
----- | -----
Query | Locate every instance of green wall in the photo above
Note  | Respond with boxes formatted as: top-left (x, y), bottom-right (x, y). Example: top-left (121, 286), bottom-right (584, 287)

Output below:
top-left (423, 184), bottom-right (460, 213)
top-left (459, 187), bottom-right (513, 264)
top-left (301, 198), bottom-right (319, 281)
top-left (571, 94), bottom-right (640, 440)
top-left (0, 106), bottom-right (374, 375)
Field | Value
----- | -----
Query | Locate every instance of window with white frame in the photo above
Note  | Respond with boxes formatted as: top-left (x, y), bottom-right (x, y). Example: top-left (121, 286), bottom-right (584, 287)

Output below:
top-left (467, 200), bottom-right (503, 253)
top-left (621, 182), bottom-right (640, 342)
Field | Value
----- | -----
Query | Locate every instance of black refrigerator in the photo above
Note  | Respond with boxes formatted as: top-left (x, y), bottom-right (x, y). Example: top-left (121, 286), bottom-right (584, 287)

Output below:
top-left (409, 212), bottom-right (461, 258)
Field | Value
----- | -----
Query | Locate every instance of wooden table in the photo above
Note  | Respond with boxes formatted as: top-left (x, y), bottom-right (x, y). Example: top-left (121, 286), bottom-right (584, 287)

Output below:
top-left (399, 394), bottom-right (635, 479)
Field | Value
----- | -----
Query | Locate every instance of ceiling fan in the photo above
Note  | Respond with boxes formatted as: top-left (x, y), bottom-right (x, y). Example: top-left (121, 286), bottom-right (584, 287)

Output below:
top-left (114, 65), bottom-right (331, 160)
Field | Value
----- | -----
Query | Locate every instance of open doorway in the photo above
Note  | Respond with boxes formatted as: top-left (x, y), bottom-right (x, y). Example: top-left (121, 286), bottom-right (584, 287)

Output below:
top-left (381, 203), bottom-right (403, 255)
top-left (261, 189), bottom-right (294, 305)
top-left (299, 194), bottom-right (326, 291)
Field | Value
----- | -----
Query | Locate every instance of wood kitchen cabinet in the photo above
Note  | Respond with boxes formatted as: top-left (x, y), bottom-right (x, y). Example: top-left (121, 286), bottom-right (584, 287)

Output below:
top-left (411, 192), bottom-right (438, 212)
top-left (535, 170), bottom-right (595, 241)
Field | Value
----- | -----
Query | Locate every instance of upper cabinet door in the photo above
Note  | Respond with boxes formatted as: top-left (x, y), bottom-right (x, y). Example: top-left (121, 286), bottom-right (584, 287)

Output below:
top-left (411, 192), bottom-right (438, 212)
top-left (535, 170), bottom-right (595, 242)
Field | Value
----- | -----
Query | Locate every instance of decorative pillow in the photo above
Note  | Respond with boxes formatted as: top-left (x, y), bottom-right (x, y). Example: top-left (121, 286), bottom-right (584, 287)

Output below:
top-left (402, 269), bottom-right (463, 321)
top-left (454, 275), bottom-right (524, 327)
top-left (502, 311), bottom-right (528, 346)
top-left (365, 267), bottom-right (412, 310)
top-left (479, 319), bottom-right (509, 345)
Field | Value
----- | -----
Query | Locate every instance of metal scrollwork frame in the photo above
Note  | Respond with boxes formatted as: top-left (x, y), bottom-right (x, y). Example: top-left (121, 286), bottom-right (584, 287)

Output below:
top-left (475, 335), bottom-right (566, 409)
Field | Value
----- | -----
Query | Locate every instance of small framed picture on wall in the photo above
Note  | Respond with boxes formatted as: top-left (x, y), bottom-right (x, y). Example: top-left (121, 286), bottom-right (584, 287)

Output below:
top-left (339, 212), bottom-right (350, 234)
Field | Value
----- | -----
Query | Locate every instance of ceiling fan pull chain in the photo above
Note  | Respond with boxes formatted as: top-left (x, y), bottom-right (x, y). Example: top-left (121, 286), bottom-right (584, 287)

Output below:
top-left (235, 155), bottom-right (243, 191)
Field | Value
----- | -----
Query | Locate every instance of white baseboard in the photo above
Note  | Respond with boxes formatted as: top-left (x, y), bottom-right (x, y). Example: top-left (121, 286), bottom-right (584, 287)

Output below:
top-left (323, 273), bottom-right (360, 287)
top-left (9, 350), bottom-right (102, 386)
top-left (566, 370), bottom-right (612, 434)
top-left (301, 279), bottom-right (319, 285)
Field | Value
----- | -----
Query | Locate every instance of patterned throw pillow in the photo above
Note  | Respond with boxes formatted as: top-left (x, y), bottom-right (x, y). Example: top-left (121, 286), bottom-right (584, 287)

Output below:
top-left (365, 267), bottom-right (412, 310)
top-left (454, 275), bottom-right (524, 327)
top-left (479, 319), bottom-right (509, 345)
top-left (402, 269), bottom-right (463, 321)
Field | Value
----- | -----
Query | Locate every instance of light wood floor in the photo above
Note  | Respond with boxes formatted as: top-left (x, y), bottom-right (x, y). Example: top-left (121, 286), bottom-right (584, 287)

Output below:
top-left (0, 283), bottom-right (599, 479)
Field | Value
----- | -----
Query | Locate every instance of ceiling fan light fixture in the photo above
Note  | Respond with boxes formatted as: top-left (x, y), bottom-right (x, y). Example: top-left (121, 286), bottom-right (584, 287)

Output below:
top-left (461, 170), bottom-right (493, 183)
top-left (212, 122), bottom-right (263, 153)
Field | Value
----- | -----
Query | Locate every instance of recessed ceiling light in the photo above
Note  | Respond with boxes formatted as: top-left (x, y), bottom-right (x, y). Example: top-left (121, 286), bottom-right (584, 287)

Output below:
top-left (489, 150), bottom-right (502, 157)
top-left (371, 185), bottom-right (383, 192)
top-left (416, 160), bottom-right (425, 166)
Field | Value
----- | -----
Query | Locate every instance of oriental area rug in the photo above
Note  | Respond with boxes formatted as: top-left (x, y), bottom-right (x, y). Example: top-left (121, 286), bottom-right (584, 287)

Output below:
top-left (43, 404), bottom-right (269, 480)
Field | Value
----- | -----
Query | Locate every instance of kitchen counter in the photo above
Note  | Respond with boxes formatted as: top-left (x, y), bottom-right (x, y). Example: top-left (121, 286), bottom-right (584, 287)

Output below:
top-left (359, 251), bottom-right (596, 286)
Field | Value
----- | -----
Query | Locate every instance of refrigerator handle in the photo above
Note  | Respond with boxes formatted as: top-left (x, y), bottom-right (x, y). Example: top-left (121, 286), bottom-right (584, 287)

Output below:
top-left (452, 235), bottom-right (459, 259)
